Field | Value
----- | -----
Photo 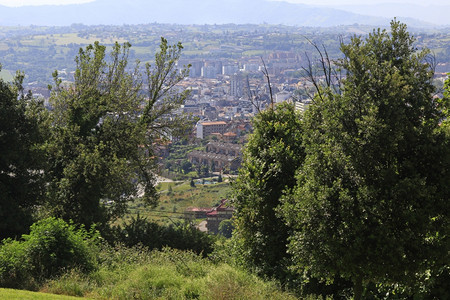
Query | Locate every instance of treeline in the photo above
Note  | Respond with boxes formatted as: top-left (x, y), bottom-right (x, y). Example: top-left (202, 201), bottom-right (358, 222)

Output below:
top-left (0, 37), bottom-right (192, 239)
top-left (232, 21), bottom-right (449, 299)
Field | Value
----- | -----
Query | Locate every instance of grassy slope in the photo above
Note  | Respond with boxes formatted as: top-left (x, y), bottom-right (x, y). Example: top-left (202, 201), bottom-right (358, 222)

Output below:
top-left (42, 247), bottom-right (298, 300)
top-left (122, 179), bottom-right (232, 225)
top-left (0, 288), bottom-right (89, 299)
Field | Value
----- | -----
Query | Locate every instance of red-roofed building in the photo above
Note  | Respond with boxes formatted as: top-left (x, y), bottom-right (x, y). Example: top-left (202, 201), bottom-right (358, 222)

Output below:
top-left (184, 199), bottom-right (234, 234)
top-left (196, 121), bottom-right (227, 139)
top-left (206, 199), bottom-right (234, 234)
top-left (223, 131), bottom-right (237, 142)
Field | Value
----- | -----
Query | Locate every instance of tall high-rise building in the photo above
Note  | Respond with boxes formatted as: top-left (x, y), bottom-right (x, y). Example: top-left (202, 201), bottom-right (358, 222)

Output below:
top-left (222, 64), bottom-right (239, 75)
top-left (230, 73), bottom-right (243, 98)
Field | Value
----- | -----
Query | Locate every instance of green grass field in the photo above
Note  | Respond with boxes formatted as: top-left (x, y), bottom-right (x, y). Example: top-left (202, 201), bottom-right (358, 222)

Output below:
top-left (0, 288), bottom-right (89, 299)
top-left (49, 33), bottom-right (126, 46)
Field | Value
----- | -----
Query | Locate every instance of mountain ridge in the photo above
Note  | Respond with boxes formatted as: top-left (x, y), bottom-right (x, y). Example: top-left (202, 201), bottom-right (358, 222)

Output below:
top-left (0, 0), bottom-right (435, 27)
top-left (333, 3), bottom-right (449, 26)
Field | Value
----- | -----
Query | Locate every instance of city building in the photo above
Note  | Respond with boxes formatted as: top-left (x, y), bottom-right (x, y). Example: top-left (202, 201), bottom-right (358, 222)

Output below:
top-left (201, 65), bottom-right (218, 79)
top-left (184, 199), bottom-right (234, 234)
top-left (222, 64), bottom-right (239, 75)
top-left (295, 99), bottom-right (312, 113)
top-left (230, 73), bottom-right (243, 98)
top-left (196, 121), bottom-right (227, 139)
top-left (187, 142), bottom-right (241, 172)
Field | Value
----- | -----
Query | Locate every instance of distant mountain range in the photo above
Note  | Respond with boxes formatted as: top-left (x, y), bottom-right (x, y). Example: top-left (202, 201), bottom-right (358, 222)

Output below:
top-left (0, 0), bottom-right (444, 28)
top-left (334, 3), bottom-right (449, 27)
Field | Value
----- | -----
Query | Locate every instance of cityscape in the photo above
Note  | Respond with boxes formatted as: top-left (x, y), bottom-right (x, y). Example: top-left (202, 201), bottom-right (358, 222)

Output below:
top-left (0, 1), bottom-right (449, 299)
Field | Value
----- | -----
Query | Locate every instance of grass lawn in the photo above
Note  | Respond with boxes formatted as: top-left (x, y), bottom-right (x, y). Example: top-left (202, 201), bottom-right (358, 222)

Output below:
top-left (0, 288), bottom-right (89, 299)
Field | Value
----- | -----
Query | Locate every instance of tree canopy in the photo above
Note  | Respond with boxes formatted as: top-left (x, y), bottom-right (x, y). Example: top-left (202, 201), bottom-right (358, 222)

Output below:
top-left (42, 38), bottom-right (189, 228)
top-left (0, 68), bottom-right (44, 239)
top-left (281, 20), bottom-right (449, 298)
top-left (232, 102), bottom-right (305, 281)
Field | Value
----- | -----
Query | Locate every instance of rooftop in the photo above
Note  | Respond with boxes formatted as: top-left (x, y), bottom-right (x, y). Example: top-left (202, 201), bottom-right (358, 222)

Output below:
top-left (200, 121), bottom-right (227, 126)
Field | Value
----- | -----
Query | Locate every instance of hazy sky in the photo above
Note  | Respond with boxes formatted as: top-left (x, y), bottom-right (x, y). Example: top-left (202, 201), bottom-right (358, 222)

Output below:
top-left (0, 0), bottom-right (448, 6)
top-left (276, 0), bottom-right (449, 5)
top-left (0, 0), bottom-right (94, 6)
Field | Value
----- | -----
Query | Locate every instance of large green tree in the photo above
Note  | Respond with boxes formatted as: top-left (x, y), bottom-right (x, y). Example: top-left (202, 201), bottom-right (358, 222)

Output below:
top-left (43, 38), bottom-right (189, 228)
top-left (281, 21), bottom-right (449, 298)
top-left (232, 102), bottom-right (305, 281)
top-left (0, 68), bottom-right (44, 239)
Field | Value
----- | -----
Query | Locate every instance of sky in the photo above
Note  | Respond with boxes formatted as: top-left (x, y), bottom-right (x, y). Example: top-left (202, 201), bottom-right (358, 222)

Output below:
top-left (0, 0), bottom-right (449, 6)
top-left (276, 0), bottom-right (449, 5)
top-left (0, 0), bottom-right (94, 6)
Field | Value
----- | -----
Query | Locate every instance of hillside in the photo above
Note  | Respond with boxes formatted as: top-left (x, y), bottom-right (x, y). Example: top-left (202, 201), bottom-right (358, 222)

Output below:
top-left (0, 0), bottom-right (421, 27)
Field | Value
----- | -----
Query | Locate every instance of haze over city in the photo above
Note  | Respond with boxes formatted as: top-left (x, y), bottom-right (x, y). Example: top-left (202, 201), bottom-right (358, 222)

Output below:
top-left (0, 0), bottom-right (449, 26)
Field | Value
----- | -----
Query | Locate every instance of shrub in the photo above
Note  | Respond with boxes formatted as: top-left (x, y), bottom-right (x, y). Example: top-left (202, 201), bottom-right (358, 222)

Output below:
top-left (0, 217), bottom-right (99, 288)
top-left (0, 238), bottom-right (33, 289)
top-left (24, 218), bottom-right (99, 279)
top-left (218, 219), bottom-right (234, 238)
top-left (203, 264), bottom-right (297, 300)
top-left (109, 215), bottom-right (215, 256)
top-left (46, 246), bottom-right (298, 300)
top-left (43, 270), bottom-right (93, 297)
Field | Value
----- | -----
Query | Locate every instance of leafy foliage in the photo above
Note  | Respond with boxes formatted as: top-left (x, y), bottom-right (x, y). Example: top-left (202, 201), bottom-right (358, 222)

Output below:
top-left (218, 219), bottom-right (234, 238)
top-left (43, 42), bottom-right (145, 228)
top-left (0, 218), bottom-right (99, 289)
top-left (43, 38), bottom-right (189, 228)
top-left (0, 68), bottom-right (45, 239)
top-left (281, 20), bottom-right (450, 298)
top-left (141, 37), bottom-right (191, 138)
top-left (232, 102), bottom-right (305, 281)
top-left (24, 218), bottom-right (99, 279)
top-left (44, 246), bottom-right (297, 300)
top-left (109, 215), bottom-right (215, 256)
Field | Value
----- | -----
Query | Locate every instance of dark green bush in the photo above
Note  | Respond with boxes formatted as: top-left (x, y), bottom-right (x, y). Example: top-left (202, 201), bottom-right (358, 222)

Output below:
top-left (218, 219), bottom-right (234, 238)
top-left (109, 215), bottom-right (215, 256)
top-left (24, 217), bottom-right (99, 279)
top-left (0, 217), bottom-right (99, 288)
top-left (0, 238), bottom-right (32, 289)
